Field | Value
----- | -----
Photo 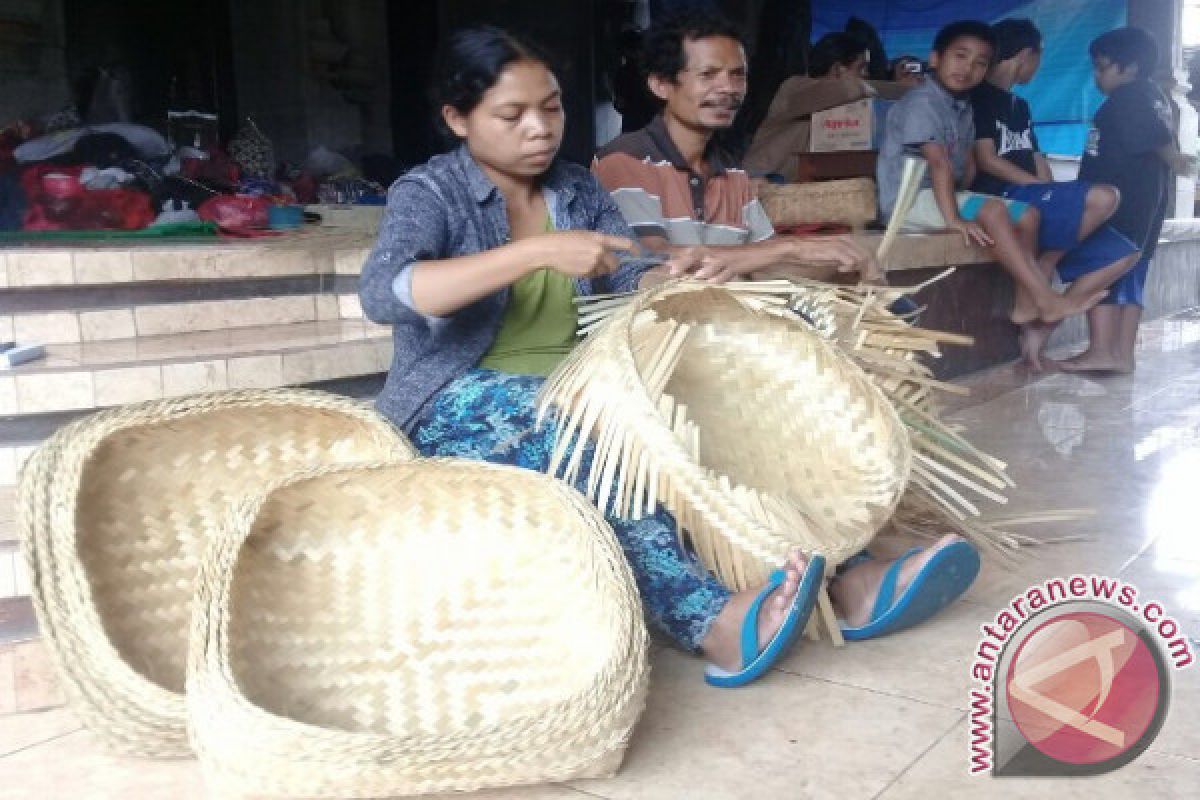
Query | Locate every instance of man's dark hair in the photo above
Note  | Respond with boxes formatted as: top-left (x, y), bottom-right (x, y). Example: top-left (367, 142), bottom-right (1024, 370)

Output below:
top-left (641, 10), bottom-right (745, 81)
top-left (992, 18), bottom-right (1042, 62)
top-left (932, 20), bottom-right (996, 56)
top-left (808, 32), bottom-right (868, 78)
top-left (1090, 26), bottom-right (1159, 78)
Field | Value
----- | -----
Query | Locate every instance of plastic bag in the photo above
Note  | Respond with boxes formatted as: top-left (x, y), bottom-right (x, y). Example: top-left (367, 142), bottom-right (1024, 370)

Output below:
top-left (197, 193), bottom-right (270, 231)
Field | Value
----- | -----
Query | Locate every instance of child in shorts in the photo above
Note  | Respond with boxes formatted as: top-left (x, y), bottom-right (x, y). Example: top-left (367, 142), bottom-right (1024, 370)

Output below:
top-left (876, 20), bottom-right (1106, 327)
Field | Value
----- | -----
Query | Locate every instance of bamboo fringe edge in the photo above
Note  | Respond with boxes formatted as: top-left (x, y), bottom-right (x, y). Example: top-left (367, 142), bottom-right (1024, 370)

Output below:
top-left (546, 278), bottom-right (1074, 586)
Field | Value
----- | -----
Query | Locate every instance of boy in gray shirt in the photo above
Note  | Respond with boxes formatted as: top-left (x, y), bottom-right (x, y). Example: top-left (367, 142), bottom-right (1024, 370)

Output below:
top-left (877, 20), bottom-right (1105, 325)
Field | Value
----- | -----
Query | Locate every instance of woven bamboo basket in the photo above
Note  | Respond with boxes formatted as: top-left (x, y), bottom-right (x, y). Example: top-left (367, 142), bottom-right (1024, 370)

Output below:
top-left (17, 389), bottom-right (414, 758)
top-left (539, 282), bottom-right (912, 592)
top-left (539, 280), bottom-right (1012, 595)
top-left (187, 459), bottom-right (648, 798)
top-left (758, 177), bottom-right (878, 230)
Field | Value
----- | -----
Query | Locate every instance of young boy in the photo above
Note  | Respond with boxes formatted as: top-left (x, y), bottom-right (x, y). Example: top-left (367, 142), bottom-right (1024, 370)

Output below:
top-left (1062, 27), bottom-right (1195, 373)
top-left (876, 20), bottom-right (1105, 326)
top-left (971, 18), bottom-right (1140, 370)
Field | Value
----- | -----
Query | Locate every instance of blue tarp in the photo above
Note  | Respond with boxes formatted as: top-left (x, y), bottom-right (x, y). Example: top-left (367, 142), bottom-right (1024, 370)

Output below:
top-left (812, 0), bottom-right (1128, 155)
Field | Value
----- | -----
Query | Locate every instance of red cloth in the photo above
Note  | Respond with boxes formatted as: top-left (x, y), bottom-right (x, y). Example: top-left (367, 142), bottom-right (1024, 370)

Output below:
top-left (20, 164), bottom-right (154, 231)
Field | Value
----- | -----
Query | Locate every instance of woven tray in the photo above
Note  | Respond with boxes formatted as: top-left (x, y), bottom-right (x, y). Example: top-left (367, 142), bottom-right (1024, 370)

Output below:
top-left (758, 177), bottom-right (878, 229)
top-left (539, 283), bottom-right (912, 592)
top-left (17, 389), bottom-right (414, 758)
top-left (188, 459), bottom-right (648, 798)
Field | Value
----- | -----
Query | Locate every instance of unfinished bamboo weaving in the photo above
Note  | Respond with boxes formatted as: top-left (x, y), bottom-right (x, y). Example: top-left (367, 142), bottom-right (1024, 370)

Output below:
top-left (17, 389), bottom-right (415, 758)
top-left (538, 280), bottom-right (1011, 593)
top-left (187, 459), bottom-right (648, 798)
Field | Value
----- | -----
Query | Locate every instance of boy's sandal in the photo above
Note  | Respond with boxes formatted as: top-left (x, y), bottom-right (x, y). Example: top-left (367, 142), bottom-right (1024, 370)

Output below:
top-left (704, 555), bottom-right (826, 688)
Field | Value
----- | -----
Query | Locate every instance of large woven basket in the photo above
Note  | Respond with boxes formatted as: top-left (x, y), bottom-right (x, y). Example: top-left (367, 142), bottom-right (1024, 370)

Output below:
top-left (17, 389), bottom-right (414, 758)
top-left (188, 459), bottom-right (648, 798)
top-left (542, 280), bottom-right (1013, 596)
top-left (757, 177), bottom-right (878, 230)
top-left (540, 282), bottom-right (913, 592)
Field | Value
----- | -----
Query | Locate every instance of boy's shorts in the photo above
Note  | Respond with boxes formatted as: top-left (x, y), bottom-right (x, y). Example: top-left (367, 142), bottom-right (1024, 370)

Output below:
top-left (1002, 180), bottom-right (1090, 252)
top-left (1055, 224), bottom-right (1139, 284)
top-left (901, 189), bottom-right (1029, 232)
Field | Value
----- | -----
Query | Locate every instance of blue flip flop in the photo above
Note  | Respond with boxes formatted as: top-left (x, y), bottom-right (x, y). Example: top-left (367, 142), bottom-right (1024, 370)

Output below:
top-left (704, 555), bottom-right (826, 688)
top-left (840, 540), bottom-right (980, 641)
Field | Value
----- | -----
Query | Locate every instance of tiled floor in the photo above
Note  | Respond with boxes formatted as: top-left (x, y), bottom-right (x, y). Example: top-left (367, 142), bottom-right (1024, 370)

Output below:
top-left (0, 311), bottom-right (1198, 799)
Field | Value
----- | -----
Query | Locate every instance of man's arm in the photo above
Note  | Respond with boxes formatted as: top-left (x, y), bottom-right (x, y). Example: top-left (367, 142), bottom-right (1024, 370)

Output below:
top-left (973, 138), bottom-right (1041, 186)
top-left (637, 233), bottom-right (878, 284)
top-left (922, 141), bottom-right (992, 248)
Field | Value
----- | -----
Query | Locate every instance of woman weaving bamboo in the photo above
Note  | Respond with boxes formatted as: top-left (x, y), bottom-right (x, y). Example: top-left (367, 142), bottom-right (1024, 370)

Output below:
top-left (360, 26), bottom-right (979, 688)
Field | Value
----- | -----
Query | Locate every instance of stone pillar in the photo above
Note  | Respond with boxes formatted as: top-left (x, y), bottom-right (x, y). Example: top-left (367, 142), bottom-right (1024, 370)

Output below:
top-left (1128, 0), bottom-right (1198, 218)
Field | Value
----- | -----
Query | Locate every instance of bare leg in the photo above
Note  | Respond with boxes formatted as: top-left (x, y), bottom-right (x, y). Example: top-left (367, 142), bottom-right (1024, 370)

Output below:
top-left (1077, 185), bottom-right (1120, 242)
top-left (1113, 304), bottom-right (1142, 373)
top-left (830, 533), bottom-right (964, 627)
top-left (977, 201), bottom-right (1105, 325)
top-left (701, 548), bottom-right (809, 672)
top-left (1009, 205), bottom-right (1048, 324)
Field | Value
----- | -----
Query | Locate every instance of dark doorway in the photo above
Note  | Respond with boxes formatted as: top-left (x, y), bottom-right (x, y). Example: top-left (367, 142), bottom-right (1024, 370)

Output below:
top-left (62, 0), bottom-right (237, 140)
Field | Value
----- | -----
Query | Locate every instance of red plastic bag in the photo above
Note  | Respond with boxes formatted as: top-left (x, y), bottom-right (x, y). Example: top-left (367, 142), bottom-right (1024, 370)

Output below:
top-left (197, 193), bottom-right (270, 231)
top-left (21, 163), bottom-right (154, 231)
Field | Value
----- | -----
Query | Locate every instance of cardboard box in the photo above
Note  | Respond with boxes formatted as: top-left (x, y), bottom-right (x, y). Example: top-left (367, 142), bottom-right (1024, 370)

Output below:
top-left (810, 98), bottom-right (893, 152)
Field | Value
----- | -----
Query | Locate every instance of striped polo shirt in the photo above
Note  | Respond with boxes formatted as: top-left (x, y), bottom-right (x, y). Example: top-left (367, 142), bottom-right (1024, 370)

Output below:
top-left (592, 115), bottom-right (775, 246)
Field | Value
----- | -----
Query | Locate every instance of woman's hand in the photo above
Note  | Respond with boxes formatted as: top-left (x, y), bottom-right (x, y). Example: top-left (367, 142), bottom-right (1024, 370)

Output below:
top-left (522, 231), bottom-right (635, 278)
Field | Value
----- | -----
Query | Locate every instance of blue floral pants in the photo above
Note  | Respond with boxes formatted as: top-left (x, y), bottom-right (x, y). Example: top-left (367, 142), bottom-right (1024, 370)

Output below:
top-left (411, 368), bottom-right (731, 651)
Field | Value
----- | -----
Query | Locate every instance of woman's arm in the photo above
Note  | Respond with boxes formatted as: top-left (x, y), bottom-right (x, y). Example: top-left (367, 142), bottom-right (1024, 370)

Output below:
top-left (412, 232), bottom-right (635, 317)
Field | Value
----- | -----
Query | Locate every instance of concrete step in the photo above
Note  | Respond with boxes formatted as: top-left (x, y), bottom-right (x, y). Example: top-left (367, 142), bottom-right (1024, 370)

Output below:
top-left (0, 227), bottom-right (371, 289)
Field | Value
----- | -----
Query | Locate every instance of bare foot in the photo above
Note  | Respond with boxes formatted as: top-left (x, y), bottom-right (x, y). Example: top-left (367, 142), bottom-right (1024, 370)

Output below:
top-left (829, 534), bottom-right (963, 628)
top-left (701, 549), bottom-right (809, 673)
top-left (1058, 350), bottom-right (1135, 374)
top-left (1019, 322), bottom-right (1057, 372)
top-left (1037, 290), bottom-right (1107, 324)
top-left (1011, 289), bottom-right (1038, 326)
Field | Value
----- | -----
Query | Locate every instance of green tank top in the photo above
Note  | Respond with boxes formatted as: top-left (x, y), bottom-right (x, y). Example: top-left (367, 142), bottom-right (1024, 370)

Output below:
top-left (478, 215), bottom-right (578, 376)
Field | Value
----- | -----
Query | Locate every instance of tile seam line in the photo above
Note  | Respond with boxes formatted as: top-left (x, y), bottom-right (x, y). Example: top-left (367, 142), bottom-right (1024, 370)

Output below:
top-left (0, 726), bottom-right (83, 760)
top-left (870, 711), bottom-right (966, 800)
top-left (770, 668), bottom-right (963, 712)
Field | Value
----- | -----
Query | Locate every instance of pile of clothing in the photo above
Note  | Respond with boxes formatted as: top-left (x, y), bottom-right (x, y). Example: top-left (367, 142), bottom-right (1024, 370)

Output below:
top-left (0, 110), bottom-right (385, 235)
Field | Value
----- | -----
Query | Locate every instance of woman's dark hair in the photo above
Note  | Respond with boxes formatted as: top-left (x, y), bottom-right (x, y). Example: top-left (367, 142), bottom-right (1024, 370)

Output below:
top-left (641, 10), bottom-right (744, 82)
top-left (1090, 27), bottom-right (1159, 78)
top-left (992, 18), bottom-right (1042, 62)
top-left (932, 20), bottom-right (997, 56)
top-left (808, 33), bottom-right (868, 78)
top-left (430, 26), bottom-right (553, 124)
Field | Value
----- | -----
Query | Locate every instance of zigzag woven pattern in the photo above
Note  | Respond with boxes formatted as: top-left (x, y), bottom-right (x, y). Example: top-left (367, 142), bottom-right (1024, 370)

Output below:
top-left (18, 389), bottom-right (414, 758)
top-left (187, 459), bottom-right (649, 798)
top-left (540, 282), bottom-right (913, 591)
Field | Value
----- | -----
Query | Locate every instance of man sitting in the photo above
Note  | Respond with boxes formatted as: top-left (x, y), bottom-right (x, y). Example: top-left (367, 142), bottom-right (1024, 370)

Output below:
top-left (593, 13), bottom-right (877, 284)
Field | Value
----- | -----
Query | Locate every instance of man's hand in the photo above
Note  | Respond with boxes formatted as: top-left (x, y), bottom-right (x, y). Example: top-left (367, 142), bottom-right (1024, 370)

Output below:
top-left (665, 246), bottom-right (740, 284)
top-left (788, 236), bottom-right (882, 282)
top-left (947, 218), bottom-right (994, 248)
